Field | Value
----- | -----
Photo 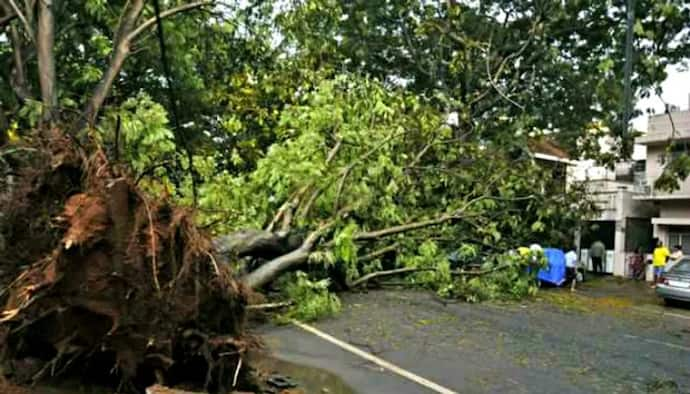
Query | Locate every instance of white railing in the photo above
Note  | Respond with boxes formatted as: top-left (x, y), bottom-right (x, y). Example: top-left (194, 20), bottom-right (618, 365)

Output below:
top-left (591, 192), bottom-right (617, 212)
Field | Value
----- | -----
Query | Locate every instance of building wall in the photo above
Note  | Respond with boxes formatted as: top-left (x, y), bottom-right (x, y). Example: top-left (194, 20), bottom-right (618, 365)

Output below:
top-left (646, 145), bottom-right (664, 181)
top-left (638, 111), bottom-right (690, 144)
top-left (645, 145), bottom-right (690, 196)
top-left (621, 192), bottom-right (657, 219)
top-left (660, 200), bottom-right (690, 218)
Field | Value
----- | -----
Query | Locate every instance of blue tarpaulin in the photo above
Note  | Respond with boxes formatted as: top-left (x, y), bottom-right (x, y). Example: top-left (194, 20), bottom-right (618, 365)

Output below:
top-left (538, 248), bottom-right (566, 286)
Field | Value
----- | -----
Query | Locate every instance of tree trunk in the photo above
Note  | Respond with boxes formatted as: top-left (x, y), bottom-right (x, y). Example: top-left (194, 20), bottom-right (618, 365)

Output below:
top-left (36, 0), bottom-right (56, 122)
top-left (213, 230), bottom-right (303, 260)
top-left (243, 246), bottom-right (312, 289)
top-left (242, 224), bottom-right (333, 289)
top-left (0, 104), bottom-right (8, 139)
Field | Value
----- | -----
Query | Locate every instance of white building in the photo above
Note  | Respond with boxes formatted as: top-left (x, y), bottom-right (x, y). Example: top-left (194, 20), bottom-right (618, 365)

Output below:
top-left (571, 140), bottom-right (656, 276)
top-left (635, 107), bottom-right (690, 253)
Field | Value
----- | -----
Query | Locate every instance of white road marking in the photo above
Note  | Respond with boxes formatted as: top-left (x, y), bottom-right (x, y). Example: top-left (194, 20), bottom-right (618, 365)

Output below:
top-left (631, 306), bottom-right (690, 321)
top-left (623, 334), bottom-right (690, 352)
top-left (292, 320), bottom-right (458, 394)
top-left (663, 311), bottom-right (690, 321)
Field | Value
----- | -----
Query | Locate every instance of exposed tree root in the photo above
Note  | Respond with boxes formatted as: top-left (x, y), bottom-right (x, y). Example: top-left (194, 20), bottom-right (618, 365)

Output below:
top-left (0, 130), bottom-right (254, 393)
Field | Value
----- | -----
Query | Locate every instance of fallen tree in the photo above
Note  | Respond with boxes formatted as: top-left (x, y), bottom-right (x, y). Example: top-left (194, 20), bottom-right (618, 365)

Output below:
top-left (188, 77), bottom-right (596, 310)
top-left (0, 0), bottom-right (601, 388)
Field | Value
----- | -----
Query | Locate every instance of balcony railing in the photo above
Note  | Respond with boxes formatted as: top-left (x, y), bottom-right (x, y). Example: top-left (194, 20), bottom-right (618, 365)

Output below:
top-left (633, 171), bottom-right (649, 195)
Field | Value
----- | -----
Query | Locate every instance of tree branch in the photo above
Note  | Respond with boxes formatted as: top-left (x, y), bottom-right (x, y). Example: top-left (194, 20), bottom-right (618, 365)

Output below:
top-left (214, 230), bottom-right (298, 260)
top-left (358, 243), bottom-right (399, 263)
top-left (349, 267), bottom-right (435, 288)
top-left (0, 11), bottom-right (17, 28)
top-left (333, 133), bottom-right (401, 214)
top-left (83, 1), bottom-right (213, 126)
top-left (450, 264), bottom-right (511, 276)
top-left (484, 38), bottom-right (525, 111)
top-left (8, 24), bottom-right (32, 101)
top-left (135, 160), bottom-right (174, 185)
top-left (127, 0), bottom-right (213, 42)
top-left (295, 139), bottom-right (342, 221)
top-left (352, 215), bottom-right (455, 241)
top-left (5, 0), bottom-right (33, 40)
top-left (84, 0), bottom-right (145, 126)
top-left (265, 187), bottom-right (307, 232)
top-left (348, 263), bottom-right (512, 288)
top-left (246, 301), bottom-right (293, 310)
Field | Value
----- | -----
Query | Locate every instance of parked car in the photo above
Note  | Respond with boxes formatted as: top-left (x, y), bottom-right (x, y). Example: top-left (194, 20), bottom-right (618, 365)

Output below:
top-left (656, 258), bottom-right (690, 304)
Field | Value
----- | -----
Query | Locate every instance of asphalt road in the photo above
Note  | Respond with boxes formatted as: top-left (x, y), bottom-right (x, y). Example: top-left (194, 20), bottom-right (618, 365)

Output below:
top-left (257, 288), bottom-right (690, 394)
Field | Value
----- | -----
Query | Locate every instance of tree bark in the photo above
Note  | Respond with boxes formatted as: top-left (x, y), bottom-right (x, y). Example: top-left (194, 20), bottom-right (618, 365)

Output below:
top-left (242, 244), bottom-right (312, 289)
top-left (243, 223), bottom-right (333, 289)
top-left (213, 229), bottom-right (303, 260)
top-left (36, 0), bottom-right (56, 122)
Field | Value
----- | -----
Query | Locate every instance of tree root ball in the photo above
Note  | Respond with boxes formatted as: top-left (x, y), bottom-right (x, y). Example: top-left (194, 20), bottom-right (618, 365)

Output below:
top-left (0, 130), bottom-right (254, 393)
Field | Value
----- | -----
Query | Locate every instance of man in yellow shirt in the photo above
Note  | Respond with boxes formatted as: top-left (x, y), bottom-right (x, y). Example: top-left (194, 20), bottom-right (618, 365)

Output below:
top-left (652, 240), bottom-right (670, 286)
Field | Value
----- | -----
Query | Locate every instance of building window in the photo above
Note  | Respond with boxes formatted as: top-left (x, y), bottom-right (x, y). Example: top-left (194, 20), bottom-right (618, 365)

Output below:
top-left (668, 231), bottom-right (690, 254)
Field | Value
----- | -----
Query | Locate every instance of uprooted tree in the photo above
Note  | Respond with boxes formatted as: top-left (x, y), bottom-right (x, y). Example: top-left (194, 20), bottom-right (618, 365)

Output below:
top-left (0, 0), bottom-right (689, 391)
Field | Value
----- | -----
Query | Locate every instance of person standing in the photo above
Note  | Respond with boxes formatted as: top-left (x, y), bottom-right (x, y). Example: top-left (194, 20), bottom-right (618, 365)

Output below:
top-left (629, 246), bottom-right (645, 281)
top-left (589, 240), bottom-right (606, 274)
top-left (668, 245), bottom-right (683, 270)
top-left (565, 247), bottom-right (578, 291)
top-left (652, 240), bottom-right (670, 287)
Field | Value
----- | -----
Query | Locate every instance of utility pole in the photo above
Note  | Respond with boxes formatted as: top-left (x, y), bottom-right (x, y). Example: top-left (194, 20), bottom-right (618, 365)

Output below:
top-left (622, 0), bottom-right (635, 158)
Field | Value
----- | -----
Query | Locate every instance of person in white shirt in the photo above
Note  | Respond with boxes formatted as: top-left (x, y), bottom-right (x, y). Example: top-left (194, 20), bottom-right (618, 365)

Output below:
top-left (668, 245), bottom-right (683, 270)
top-left (565, 247), bottom-right (579, 291)
top-left (528, 243), bottom-right (542, 263)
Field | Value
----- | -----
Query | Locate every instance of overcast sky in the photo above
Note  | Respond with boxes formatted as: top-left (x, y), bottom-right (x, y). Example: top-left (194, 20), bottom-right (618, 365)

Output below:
top-left (632, 65), bottom-right (690, 131)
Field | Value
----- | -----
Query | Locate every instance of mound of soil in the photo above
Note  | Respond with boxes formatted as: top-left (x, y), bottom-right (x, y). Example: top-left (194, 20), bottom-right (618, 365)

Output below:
top-left (0, 130), bottom-right (253, 393)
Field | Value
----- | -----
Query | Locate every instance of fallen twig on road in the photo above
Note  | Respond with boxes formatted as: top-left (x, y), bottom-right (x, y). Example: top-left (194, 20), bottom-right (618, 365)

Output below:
top-left (246, 301), bottom-right (294, 310)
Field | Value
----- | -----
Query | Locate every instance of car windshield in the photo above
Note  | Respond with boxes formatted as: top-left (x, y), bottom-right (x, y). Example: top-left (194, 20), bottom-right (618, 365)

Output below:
top-left (670, 260), bottom-right (690, 274)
